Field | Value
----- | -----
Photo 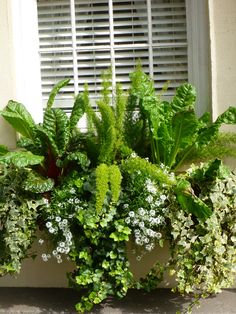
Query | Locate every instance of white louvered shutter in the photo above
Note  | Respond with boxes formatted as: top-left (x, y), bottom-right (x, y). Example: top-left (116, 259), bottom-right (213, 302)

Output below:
top-left (37, 0), bottom-right (187, 110)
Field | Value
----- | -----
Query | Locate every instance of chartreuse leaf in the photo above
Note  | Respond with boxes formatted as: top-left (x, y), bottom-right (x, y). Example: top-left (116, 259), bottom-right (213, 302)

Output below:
top-left (46, 78), bottom-right (70, 109)
top-left (23, 171), bottom-right (54, 193)
top-left (1, 101), bottom-right (36, 139)
top-left (0, 151), bottom-right (43, 167)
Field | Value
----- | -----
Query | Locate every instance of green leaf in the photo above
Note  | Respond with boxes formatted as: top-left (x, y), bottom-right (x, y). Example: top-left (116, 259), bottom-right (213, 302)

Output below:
top-left (0, 151), bottom-right (44, 167)
top-left (168, 109), bottom-right (198, 167)
top-left (175, 179), bottom-right (212, 220)
top-left (63, 152), bottom-right (89, 170)
top-left (171, 84), bottom-right (196, 111)
top-left (1, 101), bottom-right (36, 139)
top-left (23, 171), bottom-right (54, 193)
top-left (43, 108), bottom-right (70, 155)
top-left (46, 78), bottom-right (70, 109)
top-left (215, 106), bottom-right (236, 124)
top-left (35, 125), bottom-right (59, 157)
top-left (0, 145), bottom-right (8, 156)
top-left (70, 92), bottom-right (87, 131)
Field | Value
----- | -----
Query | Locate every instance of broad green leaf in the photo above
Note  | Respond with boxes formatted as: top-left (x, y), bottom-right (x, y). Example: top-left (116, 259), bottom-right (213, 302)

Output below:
top-left (70, 92), bottom-right (87, 131)
top-left (0, 151), bottom-right (43, 167)
top-left (0, 145), bottom-right (8, 156)
top-left (35, 125), bottom-right (59, 157)
top-left (171, 84), bottom-right (196, 111)
top-left (215, 106), bottom-right (236, 124)
top-left (63, 152), bottom-right (89, 169)
top-left (168, 109), bottom-right (198, 168)
top-left (43, 108), bottom-right (70, 155)
top-left (46, 78), bottom-right (70, 109)
top-left (1, 101), bottom-right (36, 139)
top-left (23, 171), bottom-right (54, 193)
top-left (175, 179), bottom-right (212, 220)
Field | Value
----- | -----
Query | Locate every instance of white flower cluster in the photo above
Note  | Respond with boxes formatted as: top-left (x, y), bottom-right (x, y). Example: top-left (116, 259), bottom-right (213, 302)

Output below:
top-left (125, 178), bottom-right (168, 252)
top-left (43, 216), bottom-right (74, 263)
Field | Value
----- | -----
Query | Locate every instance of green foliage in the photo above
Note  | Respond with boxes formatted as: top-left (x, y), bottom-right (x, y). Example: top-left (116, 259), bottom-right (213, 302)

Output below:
top-left (168, 161), bottom-right (236, 297)
top-left (1, 70), bottom-right (236, 314)
top-left (109, 165), bottom-right (122, 203)
top-left (95, 164), bottom-right (122, 213)
top-left (124, 65), bottom-right (236, 170)
top-left (0, 79), bottom-right (88, 188)
top-left (0, 166), bottom-right (45, 275)
top-left (81, 70), bottom-right (131, 166)
top-left (0, 100), bottom-right (36, 139)
top-left (95, 164), bottom-right (109, 213)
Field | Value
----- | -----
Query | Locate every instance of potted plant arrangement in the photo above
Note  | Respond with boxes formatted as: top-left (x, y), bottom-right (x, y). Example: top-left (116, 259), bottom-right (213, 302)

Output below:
top-left (0, 65), bottom-right (236, 313)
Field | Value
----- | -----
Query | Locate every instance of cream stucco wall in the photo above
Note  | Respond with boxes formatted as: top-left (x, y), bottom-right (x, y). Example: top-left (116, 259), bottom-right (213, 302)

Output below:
top-left (0, 0), bottom-right (17, 148)
top-left (209, 0), bottom-right (236, 121)
top-left (1, 0), bottom-right (236, 288)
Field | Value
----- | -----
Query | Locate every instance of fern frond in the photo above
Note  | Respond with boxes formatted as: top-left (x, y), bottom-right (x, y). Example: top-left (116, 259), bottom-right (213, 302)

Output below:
top-left (109, 165), bottom-right (122, 203)
top-left (95, 163), bottom-right (109, 213)
top-left (97, 101), bottom-right (116, 164)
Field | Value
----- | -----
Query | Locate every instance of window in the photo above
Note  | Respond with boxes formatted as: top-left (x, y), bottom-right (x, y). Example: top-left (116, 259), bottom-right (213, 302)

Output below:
top-left (37, 0), bottom-right (189, 111)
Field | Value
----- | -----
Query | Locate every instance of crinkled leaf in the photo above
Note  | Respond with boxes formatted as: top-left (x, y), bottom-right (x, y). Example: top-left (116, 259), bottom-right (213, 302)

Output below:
top-left (0, 151), bottom-right (43, 167)
top-left (215, 106), bottom-right (236, 124)
top-left (46, 78), bottom-right (70, 109)
top-left (1, 101), bottom-right (36, 139)
top-left (57, 152), bottom-right (89, 170)
top-left (43, 108), bottom-right (70, 155)
top-left (35, 125), bottom-right (59, 157)
top-left (171, 84), bottom-right (196, 111)
top-left (70, 92), bottom-right (87, 131)
top-left (23, 171), bottom-right (54, 193)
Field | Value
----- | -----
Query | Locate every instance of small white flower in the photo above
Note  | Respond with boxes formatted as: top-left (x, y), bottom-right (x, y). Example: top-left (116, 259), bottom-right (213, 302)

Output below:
top-left (156, 232), bottom-right (162, 239)
top-left (57, 259), bottom-right (63, 264)
top-left (55, 216), bottom-right (61, 222)
top-left (123, 204), bottom-right (129, 209)
top-left (43, 198), bottom-right (49, 204)
top-left (146, 195), bottom-right (153, 203)
top-left (138, 208), bottom-right (145, 216)
top-left (38, 239), bottom-right (44, 245)
top-left (62, 219), bottom-right (68, 225)
top-left (125, 217), bottom-right (131, 224)
top-left (46, 221), bottom-right (52, 228)
top-left (41, 253), bottom-right (48, 262)
top-left (150, 210), bottom-right (155, 216)
top-left (49, 227), bottom-right (56, 234)
top-left (52, 250), bottom-right (57, 256)
top-left (129, 211), bottom-right (135, 217)
top-left (160, 194), bottom-right (167, 202)
top-left (70, 188), bottom-right (76, 194)
top-left (136, 256), bottom-right (142, 261)
top-left (139, 222), bottom-right (145, 228)
top-left (131, 152), bottom-right (137, 158)
top-left (59, 242), bottom-right (65, 248)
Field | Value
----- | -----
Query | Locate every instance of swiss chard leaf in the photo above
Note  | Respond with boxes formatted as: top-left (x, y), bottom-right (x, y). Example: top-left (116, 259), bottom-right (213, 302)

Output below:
top-left (1, 101), bottom-right (36, 139)
top-left (0, 151), bottom-right (44, 168)
top-left (23, 171), bottom-right (54, 193)
top-left (46, 78), bottom-right (70, 109)
top-left (70, 92), bottom-right (87, 131)
top-left (43, 108), bottom-right (70, 156)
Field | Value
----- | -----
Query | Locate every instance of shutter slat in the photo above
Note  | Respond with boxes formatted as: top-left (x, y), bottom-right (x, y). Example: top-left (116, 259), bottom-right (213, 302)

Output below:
top-left (37, 0), bottom-right (188, 109)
